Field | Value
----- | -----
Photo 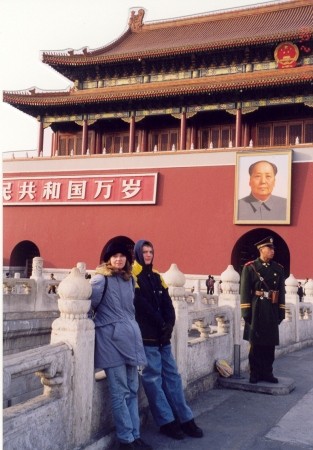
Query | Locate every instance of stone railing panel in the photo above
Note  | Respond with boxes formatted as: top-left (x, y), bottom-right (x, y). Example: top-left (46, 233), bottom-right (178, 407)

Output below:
top-left (3, 342), bottom-right (73, 450)
top-left (3, 342), bottom-right (71, 405)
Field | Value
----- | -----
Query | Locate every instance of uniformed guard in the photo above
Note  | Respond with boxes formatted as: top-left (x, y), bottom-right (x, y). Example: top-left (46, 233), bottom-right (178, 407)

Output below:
top-left (240, 236), bottom-right (286, 383)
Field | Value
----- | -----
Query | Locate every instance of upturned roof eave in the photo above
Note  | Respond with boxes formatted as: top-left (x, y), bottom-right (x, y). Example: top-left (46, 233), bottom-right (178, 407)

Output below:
top-left (4, 66), bottom-right (313, 109)
top-left (41, 0), bottom-right (313, 68)
top-left (42, 31), bottom-right (308, 67)
top-left (41, 27), bottom-right (133, 66)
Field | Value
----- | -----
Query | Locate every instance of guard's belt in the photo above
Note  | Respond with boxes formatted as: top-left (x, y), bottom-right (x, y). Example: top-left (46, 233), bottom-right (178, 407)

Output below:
top-left (255, 290), bottom-right (279, 303)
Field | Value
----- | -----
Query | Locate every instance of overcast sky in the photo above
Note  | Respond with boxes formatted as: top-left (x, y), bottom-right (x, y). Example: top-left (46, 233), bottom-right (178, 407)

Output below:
top-left (1, 0), bottom-right (272, 155)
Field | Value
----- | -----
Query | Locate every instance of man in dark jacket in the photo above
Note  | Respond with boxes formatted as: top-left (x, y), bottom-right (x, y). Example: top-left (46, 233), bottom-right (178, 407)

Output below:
top-left (240, 236), bottom-right (285, 384)
top-left (133, 239), bottom-right (203, 440)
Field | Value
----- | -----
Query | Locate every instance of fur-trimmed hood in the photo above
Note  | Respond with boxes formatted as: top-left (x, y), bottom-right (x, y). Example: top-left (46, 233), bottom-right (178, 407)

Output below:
top-left (95, 261), bottom-right (132, 281)
top-left (95, 263), bottom-right (113, 276)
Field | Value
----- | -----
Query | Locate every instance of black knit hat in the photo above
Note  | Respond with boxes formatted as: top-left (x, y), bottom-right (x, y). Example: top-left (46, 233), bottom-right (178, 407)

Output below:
top-left (103, 242), bottom-right (132, 264)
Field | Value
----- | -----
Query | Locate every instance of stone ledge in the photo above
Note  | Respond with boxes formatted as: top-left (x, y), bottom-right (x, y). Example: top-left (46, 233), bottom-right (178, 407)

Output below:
top-left (218, 375), bottom-right (295, 395)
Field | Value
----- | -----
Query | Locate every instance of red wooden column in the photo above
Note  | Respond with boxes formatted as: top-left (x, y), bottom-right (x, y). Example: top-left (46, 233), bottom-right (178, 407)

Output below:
top-left (82, 119), bottom-right (88, 154)
top-left (190, 125), bottom-right (197, 149)
top-left (129, 112), bottom-right (135, 153)
top-left (180, 108), bottom-right (187, 150)
top-left (235, 105), bottom-right (242, 148)
top-left (51, 132), bottom-right (56, 156)
top-left (243, 123), bottom-right (250, 147)
top-left (95, 131), bottom-right (99, 154)
top-left (141, 129), bottom-right (147, 152)
top-left (37, 119), bottom-right (44, 156)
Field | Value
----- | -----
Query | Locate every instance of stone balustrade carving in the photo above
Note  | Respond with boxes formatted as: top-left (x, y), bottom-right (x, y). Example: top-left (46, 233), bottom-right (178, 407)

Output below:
top-left (299, 305), bottom-right (312, 320)
top-left (30, 257), bottom-right (44, 281)
top-left (56, 267), bottom-right (92, 320)
top-left (285, 273), bottom-right (298, 296)
top-left (220, 265), bottom-right (240, 294)
top-left (193, 318), bottom-right (211, 337)
top-left (201, 294), bottom-right (218, 306)
top-left (163, 262), bottom-right (186, 288)
top-left (216, 315), bottom-right (231, 334)
top-left (3, 342), bottom-right (70, 404)
top-left (3, 279), bottom-right (34, 295)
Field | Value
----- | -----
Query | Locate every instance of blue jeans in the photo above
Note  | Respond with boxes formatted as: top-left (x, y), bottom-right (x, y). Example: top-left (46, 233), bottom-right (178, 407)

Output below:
top-left (141, 344), bottom-right (193, 426)
top-left (105, 364), bottom-right (140, 443)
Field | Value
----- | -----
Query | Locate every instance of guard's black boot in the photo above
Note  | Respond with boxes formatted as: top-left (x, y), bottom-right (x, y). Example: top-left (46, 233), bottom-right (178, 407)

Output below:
top-left (249, 374), bottom-right (259, 384)
top-left (181, 419), bottom-right (203, 438)
top-left (160, 420), bottom-right (184, 440)
top-left (262, 374), bottom-right (279, 383)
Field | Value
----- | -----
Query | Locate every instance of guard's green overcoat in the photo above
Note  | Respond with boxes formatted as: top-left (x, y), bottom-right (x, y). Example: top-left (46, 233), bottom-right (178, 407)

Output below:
top-left (240, 258), bottom-right (285, 346)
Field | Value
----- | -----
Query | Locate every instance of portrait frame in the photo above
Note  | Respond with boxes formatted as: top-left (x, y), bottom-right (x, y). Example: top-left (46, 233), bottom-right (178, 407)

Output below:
top-left (234, 150), bottom-right (292, 225)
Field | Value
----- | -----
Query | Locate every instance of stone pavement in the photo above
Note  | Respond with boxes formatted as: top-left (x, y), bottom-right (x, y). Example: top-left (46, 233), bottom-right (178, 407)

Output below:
top-left (140, 346), bottom-right (313, 450)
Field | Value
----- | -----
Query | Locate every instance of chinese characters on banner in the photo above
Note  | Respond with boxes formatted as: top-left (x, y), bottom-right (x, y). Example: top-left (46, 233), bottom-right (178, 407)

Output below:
top-left (3, 173), bottom-right (158, 205)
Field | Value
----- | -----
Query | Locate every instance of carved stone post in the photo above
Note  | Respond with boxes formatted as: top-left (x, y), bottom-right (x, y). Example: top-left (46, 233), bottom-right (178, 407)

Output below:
top-left (218, 265), bottom-right (240, 342)
top-left (285, 274), bottom-right (299, 342)
top-left (218, 265), bottom-right (241, 376)
top-left (30, 256), bottom-right (44, 280)
top-left (30, 257), bottom-right (45, 309)
top-left (303, 279), bottom-right (313, 304)
top-left (50, 267), bottom-right (94, 448)
top-left (163, 263), bottom-right (188, 387)
top-left (77, 261), bottom-right (87, 277)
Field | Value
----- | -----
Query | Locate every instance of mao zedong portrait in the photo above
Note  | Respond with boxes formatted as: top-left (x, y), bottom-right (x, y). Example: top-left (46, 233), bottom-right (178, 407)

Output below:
top-left (237, 160), bottom-right (287, 221)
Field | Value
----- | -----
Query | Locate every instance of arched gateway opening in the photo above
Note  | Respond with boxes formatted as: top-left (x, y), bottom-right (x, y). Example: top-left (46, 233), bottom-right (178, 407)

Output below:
top-left (99, 236), bottom-right (135, 264)
top-left (231, 229), bottom-right (290, 277)
top-left (10, 240), bottom-right (40, 277)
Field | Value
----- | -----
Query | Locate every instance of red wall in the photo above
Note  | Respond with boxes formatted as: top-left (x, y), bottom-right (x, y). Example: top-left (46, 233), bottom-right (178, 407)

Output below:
top-left (3, 162), bottom-right (313, 277)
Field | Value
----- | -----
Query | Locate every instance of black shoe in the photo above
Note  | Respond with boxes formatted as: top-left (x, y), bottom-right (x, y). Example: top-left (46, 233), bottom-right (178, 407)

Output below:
top-left (262, 375), bottom-right (279, 383)
top-left (249, 374), bottom-right (259, 384)
top-left (181, 419), bottom-right (203, 438)
top-left (133, 438), bottom-right (153, 450)
top-left (119, 442), bottom-right (135, 449)
top-left (160, 420), bottom-right (184, 440)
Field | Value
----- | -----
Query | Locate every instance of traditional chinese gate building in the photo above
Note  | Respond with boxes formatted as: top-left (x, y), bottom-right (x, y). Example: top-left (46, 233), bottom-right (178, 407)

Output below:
top-left (3, 0), bottom-right (313, 277)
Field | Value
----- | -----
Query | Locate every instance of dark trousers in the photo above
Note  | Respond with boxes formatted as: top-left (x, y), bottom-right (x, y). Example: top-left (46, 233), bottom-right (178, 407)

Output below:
top-left (249, 343), bottom-right (275, 378)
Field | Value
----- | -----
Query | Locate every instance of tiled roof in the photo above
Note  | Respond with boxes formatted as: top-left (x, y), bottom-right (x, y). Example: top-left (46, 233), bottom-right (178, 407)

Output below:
top-left (4, 65), bottom-right (313, 109)
top-left (42, 0), bottom-right (313, 65)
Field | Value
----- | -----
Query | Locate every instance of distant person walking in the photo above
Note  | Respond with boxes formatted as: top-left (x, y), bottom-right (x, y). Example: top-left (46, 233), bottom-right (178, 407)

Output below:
top-left (297, 282), bottom-right (304, 302)
top-left (48, 273), bottom-right (57, 294)
top-left (206, 275), bottom-right (215, 295)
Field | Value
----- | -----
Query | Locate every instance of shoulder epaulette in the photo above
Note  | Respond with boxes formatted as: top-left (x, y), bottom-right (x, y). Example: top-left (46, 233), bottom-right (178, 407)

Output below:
top-left (244, 260), bottom-right (254, 266)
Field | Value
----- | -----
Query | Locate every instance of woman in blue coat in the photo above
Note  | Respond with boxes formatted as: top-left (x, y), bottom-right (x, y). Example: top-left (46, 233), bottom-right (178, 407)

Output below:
top-left (90, 241), bottom-right (151, 450)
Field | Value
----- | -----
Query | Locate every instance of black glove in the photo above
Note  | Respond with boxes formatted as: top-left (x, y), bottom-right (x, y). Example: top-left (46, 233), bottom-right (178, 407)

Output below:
top-left (160, 323), bottom-right (173, 344)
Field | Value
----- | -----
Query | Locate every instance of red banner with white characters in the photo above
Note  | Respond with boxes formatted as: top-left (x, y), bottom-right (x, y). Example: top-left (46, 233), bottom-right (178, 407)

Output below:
top-left (3, 173), bottom-right (158, 205)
